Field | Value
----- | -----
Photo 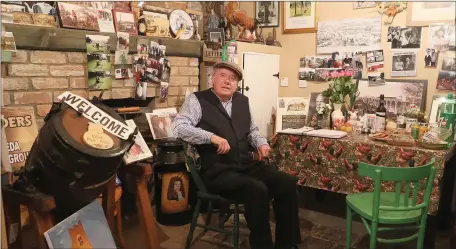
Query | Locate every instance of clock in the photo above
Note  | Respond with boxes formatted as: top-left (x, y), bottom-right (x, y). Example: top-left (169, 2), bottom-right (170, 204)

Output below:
top-left (169, 9), bottom-right (194, 40)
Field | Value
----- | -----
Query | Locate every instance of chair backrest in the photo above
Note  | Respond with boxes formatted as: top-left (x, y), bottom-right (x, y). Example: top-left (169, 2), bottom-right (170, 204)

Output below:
top-left (357, 158), bottom-right (436, 215)
top-left (181, 141), bottom-right (208, 193)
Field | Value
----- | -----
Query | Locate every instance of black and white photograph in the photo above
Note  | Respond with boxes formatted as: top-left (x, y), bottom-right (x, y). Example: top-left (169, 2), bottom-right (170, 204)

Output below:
top-left (353, 80), bottom-right (427, 120)
top-left (441, 57), bottom-right (456, 71)
top-left (209, 31), bottom-right (223, 45)
top-left (161, 58), bottom-right (171, 83)
top-left (317, 16), bottom-right (381, 53)
top-left (389, 26), bottom-right (422, 49)
top-left (436, 71), bottom-right (456, 91)
top-left (116, 32), bottom-right (129, 51)
top-left (113, 9), bottom-right (137, 35)
top-left (300, 55), bottom-right (332, 68)
top-left (424, 48), bottom-right (438, 68)
top-left (367, 72), bottom-right (385, 86)
top-left (366, 49), bottom-right (384, 72)
top-left (353, 1), bottom-right (377, 9)
top-left (307, 92), bottom-right (329, 125)
top-left (391, 51), bottom-right (417, 77)
top-left (387, 26), bottom-right (400, 42)
top-left (299, 67), bottom-right (342, 82)
top-left (255, 1), bottom-right (279, 27)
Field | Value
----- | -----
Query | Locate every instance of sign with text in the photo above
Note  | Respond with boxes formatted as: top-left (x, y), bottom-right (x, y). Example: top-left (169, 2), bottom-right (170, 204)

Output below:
top-left (1, 107), bottom-right (38, 170)
top-left (57, 91), bottom-right (134, 140)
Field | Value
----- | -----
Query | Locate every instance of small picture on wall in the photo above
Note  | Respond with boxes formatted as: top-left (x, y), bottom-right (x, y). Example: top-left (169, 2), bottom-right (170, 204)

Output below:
top-left (86, 35), bottom-right (110, 53)
top-left (428, 23), bottom-right (455, 52)
top-left (255, 1), bottom-right (280, 27)
top-left (366, 49), bottom-right (384, 72)
top-left (437, 71), bottom-right (456, 91)
top-left (87, 53), bottom-right (111, 72)
top-left (391, 51), bottom-right (417, 77)
top-left (57, 2), bottom-right (99, 31)
top-left (424, 48), bottom-right (438, 68)
top-left (114, 51), bottom-right (128, 65)
top-left (389, 26), bottom-right (422, 49)
top-left (209, 30), bottom-right (223, 44)
top-left (441, 57), bottom-right (456, 71)
top-left (353, 1), bottom-right (377, 9)
top-left (116, 32), bottom-right (130, 51)
top-left (114, 66), bottom-right (133, 79)
top-left (113, 10), bottom-right (137, 35)
top-left (1, 32), bottom-right (17, 52)
top-left (88, 71), bottom-right (112, 90)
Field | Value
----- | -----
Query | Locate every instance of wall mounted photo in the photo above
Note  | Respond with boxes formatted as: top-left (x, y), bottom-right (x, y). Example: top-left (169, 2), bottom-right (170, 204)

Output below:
top-left (424, 48), bottom-right (438, 68)
top-left (96, 9), bottom-right (115, 33)
top-left (366, 49), bottom-right (384, 72)
top-left (367, 72), bottom-right (385, 86)
top-left (85, 35), bottom-right (110, 53)
top-left (317, 16), bottom-right (381, 53)
top-left (441, 57), bottom-right (456, 72)
top-left (135, 81), bottom-right (147, 100)
top-left (255, 1), bottom-right (279, 27)
top-left (113, 9), bottom-right (138, 35)
top-left (57, 2), bottom-right (99, 31)
top-left (137, 38), bottom-right (149, 55)
top-left (388, 26), bottom-right (422, 50)
top-left (353, 79), bottom-right (427, 120)
top-left (87, 53), bottom-right (111, 72)
top-left (406, 2), bottom-right (456, 26)
top-left (282, 1), bottom-right (316, 34)
top-left (391, 51), bottom-right (417, 77)
top-left (145, 16), bottom-right (170, 37)
top-left (114, 51), bottom-right (128, 65)
top-left (116, 32), bottom-right (129, 51)
top-left (114, 66), bottom-right (133, 79)
top-left (428, 24), bottom-right (455, 52)
top-left (353, 1), bottom-right (377, 9)
top-left (161, 58), bottom-right (171, 83)
top-left (88, 71), bottom-right (112, 90)
top-left (437, 71), bottom-right (456, 91)
top-left (1, 32), bottom-right (16, 52)
top-left (160, 82), bottom-right (169, 99)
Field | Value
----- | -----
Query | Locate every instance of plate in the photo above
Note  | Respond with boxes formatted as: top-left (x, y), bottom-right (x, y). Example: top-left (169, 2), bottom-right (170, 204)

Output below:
top-left (368, 133), bottom-right (390, 141)
top-left (169, 10), bottom-right (194, 40)
top-left (419, 142), bottom-right (448, 150)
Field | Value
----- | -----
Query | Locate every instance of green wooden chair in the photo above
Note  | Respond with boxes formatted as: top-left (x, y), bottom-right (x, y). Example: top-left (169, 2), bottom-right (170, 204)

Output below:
top-left (345, 158), bottom-right (436, 249)
top-left (183, 142), bottom-right (240, 249)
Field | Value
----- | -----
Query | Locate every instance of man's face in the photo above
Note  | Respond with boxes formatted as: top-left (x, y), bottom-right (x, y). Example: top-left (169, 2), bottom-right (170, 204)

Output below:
top-left (212, 68), bottom-right (239, 99)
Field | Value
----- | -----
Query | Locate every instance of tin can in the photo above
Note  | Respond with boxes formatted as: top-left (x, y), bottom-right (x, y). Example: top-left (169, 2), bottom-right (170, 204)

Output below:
top-left (411, 123), bottom-right (420, 140)
top-left (418, 123), bottom-right (428, 142)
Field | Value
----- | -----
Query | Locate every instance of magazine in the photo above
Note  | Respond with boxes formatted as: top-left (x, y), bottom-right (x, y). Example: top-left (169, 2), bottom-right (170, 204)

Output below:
top-left (123, 120), bottom-right (153, 165)
top-left (44, 200), bottom-right (116, 249)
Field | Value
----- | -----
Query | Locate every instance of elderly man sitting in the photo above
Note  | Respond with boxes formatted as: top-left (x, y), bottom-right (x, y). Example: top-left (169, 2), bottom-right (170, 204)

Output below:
top-left (172, 61), bottom-right (301, 249)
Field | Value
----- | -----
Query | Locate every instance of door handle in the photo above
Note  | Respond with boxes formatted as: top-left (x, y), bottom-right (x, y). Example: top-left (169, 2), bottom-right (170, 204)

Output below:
top-left (273, 72), bottom-right (279, 78)
top-left (237, 86), bottom-right (250, 91)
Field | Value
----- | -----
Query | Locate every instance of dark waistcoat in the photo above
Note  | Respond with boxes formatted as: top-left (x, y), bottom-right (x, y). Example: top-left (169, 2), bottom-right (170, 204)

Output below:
top-left (194, 90), bottom-right (253, 177)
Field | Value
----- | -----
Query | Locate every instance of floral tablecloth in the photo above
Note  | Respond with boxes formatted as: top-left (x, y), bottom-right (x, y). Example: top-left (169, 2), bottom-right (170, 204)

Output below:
top-left (270, 133), bottom-right (449, 215)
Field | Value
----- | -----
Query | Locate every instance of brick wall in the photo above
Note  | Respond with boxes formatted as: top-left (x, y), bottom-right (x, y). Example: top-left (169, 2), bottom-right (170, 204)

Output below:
top-left (2, 50), bottom-right (200, 128)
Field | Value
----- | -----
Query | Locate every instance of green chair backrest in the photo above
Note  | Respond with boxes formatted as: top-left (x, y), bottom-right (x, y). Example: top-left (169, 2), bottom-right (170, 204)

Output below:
top-left (357, 158), bottom-right (436, 214)
top-left (182, 141), bottom-right (208, 193)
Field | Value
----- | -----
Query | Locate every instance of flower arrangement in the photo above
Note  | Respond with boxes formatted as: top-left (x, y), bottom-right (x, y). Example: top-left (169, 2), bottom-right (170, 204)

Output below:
top-left (321, 70), bottom-right (357, 104)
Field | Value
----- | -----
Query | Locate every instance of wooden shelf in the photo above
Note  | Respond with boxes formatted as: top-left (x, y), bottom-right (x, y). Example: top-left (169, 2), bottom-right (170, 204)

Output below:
top-left (3, 23), bottom-right (203, 57)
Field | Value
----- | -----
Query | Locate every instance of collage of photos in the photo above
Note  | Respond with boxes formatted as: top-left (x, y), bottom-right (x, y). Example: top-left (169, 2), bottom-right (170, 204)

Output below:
top-left (86, 34), bottom-right (112, 90)
top-left (428, 23), bottom-right (455, 52)
top-left (437, 56), bottom-right (456, 90)
top-left (366, 49), bottom-right (385, 85)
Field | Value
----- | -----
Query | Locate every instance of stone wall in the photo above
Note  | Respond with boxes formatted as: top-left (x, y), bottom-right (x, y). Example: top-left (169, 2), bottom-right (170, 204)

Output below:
top-left (2, 50), bottom-right (200, 127)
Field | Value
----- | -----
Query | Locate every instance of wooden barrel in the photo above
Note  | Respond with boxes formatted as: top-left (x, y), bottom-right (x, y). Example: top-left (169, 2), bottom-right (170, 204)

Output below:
top-left (22, 101), bottom-right (135, 211)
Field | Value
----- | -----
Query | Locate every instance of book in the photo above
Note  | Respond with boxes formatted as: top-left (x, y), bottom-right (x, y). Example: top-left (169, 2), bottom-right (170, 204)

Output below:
top-left (123, 120), bottom-right (153, 165)
top-left (279, 126), bottom-right (314, 135)
top-left (44, 200), bottom-right (116, 249)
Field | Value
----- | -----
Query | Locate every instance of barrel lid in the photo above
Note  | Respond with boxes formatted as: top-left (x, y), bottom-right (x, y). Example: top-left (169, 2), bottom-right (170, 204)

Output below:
top-left (156, 138), bottom-right (184, 149)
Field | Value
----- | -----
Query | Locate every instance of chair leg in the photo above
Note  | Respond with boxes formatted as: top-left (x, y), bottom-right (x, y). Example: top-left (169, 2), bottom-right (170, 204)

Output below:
top-left (417, 214), bottom-right (428, 249)
top-left (346, 205), bottom-right (353, 249)
top-left (232, 204), bottom-right (239, 249)
top-left (186, 199), bottom-right (201, 249)
top-left (115, 201), bottom-right (126, 249)
top-left (369, 221), bottom-right (379, 249)
top-left (204, 201), bottom-right (213, 231)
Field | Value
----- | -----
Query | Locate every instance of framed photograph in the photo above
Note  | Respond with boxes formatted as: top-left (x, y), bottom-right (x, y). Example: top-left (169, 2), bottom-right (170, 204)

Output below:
top-left (96, 9), bottom-right (115, 33)
top-left (428, 24), bottom-right (455, 52)
top-left (424, 48), bottom-right (438, 68)
top-left (1, 32), bottom-right (17, 52)
top-left (353, 1), bottom-right (377, 9)
top-left (282, 1), bottom-right (316, 34)
top-left (353, 79), bottom-right (428, 120)
top-left (113, 10), bottom-right (138, 35)
top-left (87, 53), bottom-right (111, 72)
top-left (116, 32), bottom-right (129, 51)
top-left (207, 28), bottom-right (225, 47)
top-left (255, 1), bottom-right (279, 27)
top-left (275, 97), bottom-right (309, 132)
top-left (406, 2), bottom-right (456, 26)
top-left (57, 2), bottom-right (99, 31)
top-left (429, 95), bottom-right (447, 123)
top-left (389, 26), bottom-right (422, 50)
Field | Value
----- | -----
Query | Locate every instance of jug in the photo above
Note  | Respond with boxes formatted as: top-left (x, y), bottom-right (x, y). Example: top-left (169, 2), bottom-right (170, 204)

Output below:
top-left (437, 93), bottom-right (456, 144)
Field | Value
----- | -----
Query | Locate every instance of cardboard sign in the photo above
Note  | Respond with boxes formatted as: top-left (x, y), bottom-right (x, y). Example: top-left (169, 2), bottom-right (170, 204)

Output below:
top-left (57, 91), bottom-right (134, 140)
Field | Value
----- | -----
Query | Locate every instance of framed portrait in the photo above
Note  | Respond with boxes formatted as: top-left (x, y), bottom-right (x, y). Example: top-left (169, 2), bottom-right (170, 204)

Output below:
top-left (406, 2), bottom-right (456, 26)
top-left (57, 2), bottom-right (99, 31)
top-left (206, 28), bottom-right (225, 50)
top-left (429, 95), bottom-right (447, 123)
top-left (282, 1), bottom-right (317, 34)
top-left (255, 1), bottom-right (280, 27)
top-left (113, 10), bottom-right (138, 35)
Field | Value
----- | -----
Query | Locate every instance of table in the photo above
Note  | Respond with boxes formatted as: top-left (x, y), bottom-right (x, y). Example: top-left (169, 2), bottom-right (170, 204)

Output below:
top-left (270, 133), bottom-right (449, 215)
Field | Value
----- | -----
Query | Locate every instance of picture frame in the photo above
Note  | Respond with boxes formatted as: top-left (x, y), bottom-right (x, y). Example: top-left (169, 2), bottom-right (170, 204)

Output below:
top-left (353, 1), bottom-right (377, 9)
top-left (429, 94), bottom-right (447, 123)
top-left (255, 1), bottom-right (280, 27)
top-left (406, 2), bottom-right (456, 26)
top-left (113, 9), bottom-right (138, 35)
top-left (57, 2), bottom-right (99, 31)
top-left (206, 28), bottom-right (225, 50)
top-left (282, 1), bottom-right (317, 34)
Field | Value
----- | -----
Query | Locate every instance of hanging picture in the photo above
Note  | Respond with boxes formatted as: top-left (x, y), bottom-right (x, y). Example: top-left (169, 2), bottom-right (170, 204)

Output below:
top-left (282, 1), bottom-right (316, 34)
top-left (96, 9), bottom-right (115, 33)
top-left (353, 1), bottom-right (377, 9)
top-left (388, 26), bottom-right (422, 50)
top-left (406, 2), bottom-right (456, 26)
top-left (160, 172), bottom-right (190, 214)
top-left (255, 1), bottom-right (280, 27)
top-left (437, 56), bottom-right (456, 91)
top-left (391, 51), bottom-right (417, 77)
top-left (113, 9), bottom-right (138, 35)
top-left (317, 16), bottom-right (381, 53)
top-left (146, 113), bottom-right (175, 140)
top-left (429, 95), bottom-right (447, 124)
top-left (428, 24), bottom-right (455, 52)
top-left (57, 2), bottom-right (99, 31)
top-left (424, 48), bottom-right (438, 68)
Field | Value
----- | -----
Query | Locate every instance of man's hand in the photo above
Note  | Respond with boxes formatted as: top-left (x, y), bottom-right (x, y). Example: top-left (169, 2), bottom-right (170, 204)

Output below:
top-left (210, 135), bottom-right (230, 154)
top-left (257, 144), bottom-right (271, 160)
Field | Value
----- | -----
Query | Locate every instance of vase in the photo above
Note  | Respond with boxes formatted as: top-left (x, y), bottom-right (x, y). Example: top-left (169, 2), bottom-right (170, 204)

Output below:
top-left (331, 103), bottom-right (345, 130)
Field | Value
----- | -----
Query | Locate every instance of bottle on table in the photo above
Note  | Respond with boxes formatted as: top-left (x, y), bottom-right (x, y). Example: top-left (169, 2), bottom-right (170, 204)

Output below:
top-left (397, 99), bottom-right (407, 129)
top-left (366, 105), bottom-right (376, 134)
top-left (375, 94), bottom-right (386, 133)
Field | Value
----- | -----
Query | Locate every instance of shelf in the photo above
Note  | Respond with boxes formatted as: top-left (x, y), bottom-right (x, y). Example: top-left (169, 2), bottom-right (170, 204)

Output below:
top-left (3, 23), bottom-right (203, 58)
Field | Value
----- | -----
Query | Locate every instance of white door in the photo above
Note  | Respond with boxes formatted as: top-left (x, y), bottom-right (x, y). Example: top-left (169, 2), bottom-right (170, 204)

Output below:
top-left (242, 53), bottom-right (280, 138)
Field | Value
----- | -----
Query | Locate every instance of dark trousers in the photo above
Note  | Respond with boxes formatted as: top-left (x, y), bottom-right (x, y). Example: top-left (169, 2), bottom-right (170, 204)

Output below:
top-left (202, 162), bottom-right (301, 249)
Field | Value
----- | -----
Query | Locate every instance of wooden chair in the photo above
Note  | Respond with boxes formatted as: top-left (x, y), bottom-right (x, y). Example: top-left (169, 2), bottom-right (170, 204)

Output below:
top-left (183, 142), bottom-right (241, 249)
top-left (345, 158), bottom-right (436, 249)
top-left (98, 185), bottom-right (125, 249)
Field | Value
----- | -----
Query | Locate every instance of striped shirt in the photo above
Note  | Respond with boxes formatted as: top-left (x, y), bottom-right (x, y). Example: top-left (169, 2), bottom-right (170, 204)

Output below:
top-left (172, 91), bottom-right (268, 149)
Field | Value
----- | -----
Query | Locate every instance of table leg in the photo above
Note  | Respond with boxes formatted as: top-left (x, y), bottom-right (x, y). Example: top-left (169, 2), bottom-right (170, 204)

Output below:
top-left (102, 176), bottom-right (116, 234)
top-left (29, 210), bottom-right (54, 249)
top-left (3, 200), bottom-right (22, 249)
top-left (136, 172), bottom-right (160, 249)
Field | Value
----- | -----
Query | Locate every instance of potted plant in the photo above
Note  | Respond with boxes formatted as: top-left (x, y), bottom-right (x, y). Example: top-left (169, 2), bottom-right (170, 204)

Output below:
top-left (321, 70), bottom-right (357, 130)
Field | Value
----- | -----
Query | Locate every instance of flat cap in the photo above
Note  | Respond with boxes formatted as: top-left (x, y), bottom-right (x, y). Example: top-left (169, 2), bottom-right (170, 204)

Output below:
top-left (213, 61), bottom-right (243, 81)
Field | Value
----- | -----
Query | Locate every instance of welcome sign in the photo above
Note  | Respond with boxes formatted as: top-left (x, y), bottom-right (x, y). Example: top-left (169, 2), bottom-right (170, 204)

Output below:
top-left (57, 91), bottom-right (134, 140)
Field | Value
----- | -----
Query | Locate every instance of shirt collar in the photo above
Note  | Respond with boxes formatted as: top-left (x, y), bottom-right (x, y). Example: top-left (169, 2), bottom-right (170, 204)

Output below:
top-left (211, 88), bottom-right (232, 103)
